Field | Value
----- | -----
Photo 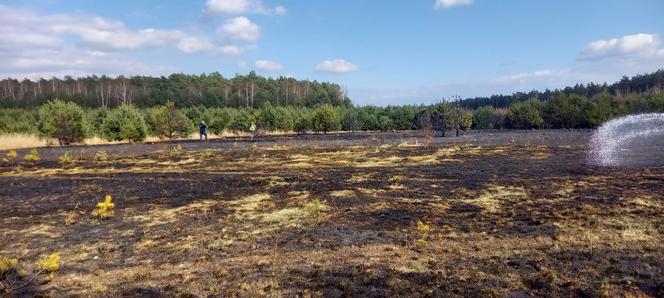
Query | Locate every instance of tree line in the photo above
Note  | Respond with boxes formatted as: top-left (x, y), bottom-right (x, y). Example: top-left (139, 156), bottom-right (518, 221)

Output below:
top-left (2, 70), bottom-right (664, 144)
top-left (0, 72), bottom-right (350, 109)
top-left (460, 69), bottom-right (664, 109)
top-left (2, 90), bottom-right (663, 145)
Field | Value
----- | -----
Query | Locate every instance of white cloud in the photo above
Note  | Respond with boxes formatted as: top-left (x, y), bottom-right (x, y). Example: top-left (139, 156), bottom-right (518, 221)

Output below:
top-left (255, 60), bottom-right (283, 71)
top-left (219, 45), bottom-right (242, 55)
top-left (315, 59), bottom-right (358, 73)
top-left (0, 4), bottom-right (236, 80)
top-left (579, 33), bottom-right (664, 61)
top-left (206, 0), bottom-right (286, 15)
top-left (177, 37), bottom-right (214, 54)
top-left (86, 51), bottom-right (107, 57)
top-left (220, 17), bottom-right (260, 41)
top-left (0, 5), bottom-right (217, 55)
top-left (273, 6), bottom-right (287, 16)
top-left (434, 0), bottom-right (473, 10)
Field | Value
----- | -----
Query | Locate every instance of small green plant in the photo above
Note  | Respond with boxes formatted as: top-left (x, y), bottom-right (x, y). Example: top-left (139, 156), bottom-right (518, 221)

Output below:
top-left (304, 198), bottom-right (328, 224)
top-left (24, 149), bottom-right (40, 162)
top-left (416, 220), bottom-right (430, 235)
top-left (92, 195), bottom-right (115, 219)
top-left (0, 253), bottom-right (60, 293)
top-left (5, 150), bottom-right (17, 160)
top-left (415, 220), bottom-right (430, 247)
top-left (58, 152), bottom-right (75, 168)
top-left (93, 150), bottom-right (109, 162)
top-left (64, 203), bottom-right (80, 226)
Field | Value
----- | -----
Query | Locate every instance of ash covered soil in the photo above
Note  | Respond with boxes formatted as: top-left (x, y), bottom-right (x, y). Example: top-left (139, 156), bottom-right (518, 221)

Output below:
top-left (1, 130), bottom-right (663, 297)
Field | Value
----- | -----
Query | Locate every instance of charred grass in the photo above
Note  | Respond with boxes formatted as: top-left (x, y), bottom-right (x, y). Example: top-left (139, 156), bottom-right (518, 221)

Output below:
top-left (0, 140), bottom-right (663, 296)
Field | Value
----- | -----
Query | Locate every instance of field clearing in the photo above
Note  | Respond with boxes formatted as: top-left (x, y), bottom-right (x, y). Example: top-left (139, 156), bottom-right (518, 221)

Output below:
top-left (0, 131), bottom-right (663, 296)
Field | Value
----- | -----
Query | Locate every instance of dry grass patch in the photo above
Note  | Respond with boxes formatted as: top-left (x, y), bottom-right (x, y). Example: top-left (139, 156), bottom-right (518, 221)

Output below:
top-left (127, 200), bottom-right (219, 228)
top-left (356, 187), bottom-right (387, 197)
top-left (330, 190), bottom-right (356, 198)
top-left (463, 185), bottom-right (528, 213)
top-left (265, 176), bottom-right (290, 188)
top-left (230, 193), bottom-right (273, 216)
top-left (287, 190), bottom-right (310, 200)
top-left (354, 155), bottom-right (403, 168)
top-left (347, 173), bottom-right (372, 183)
top-left (225, 192), bottom-right (330, 236)
top-left (20, 223), bottom-right (60, 238)
top-left (529, 146), bottom-right (552, 160)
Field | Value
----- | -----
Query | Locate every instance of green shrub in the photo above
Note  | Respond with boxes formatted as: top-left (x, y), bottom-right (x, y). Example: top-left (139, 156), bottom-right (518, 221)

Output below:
top-left (24, 148), bottom-right (40, 162)
top-left (87, 108), bottom-right (108, 137)
top-left (260, 104), bottom-right (295, 132)
top-left (506, 100), bottom-right (544, 129)
top-left (293, 110), bottom-right (312, 134)
top-left (58, 152), bottom-right (75, 168)
top-left (101, 105), bottom-right (148, 142)
top-left (37, 100), bottom-right (88, 145)
top-left (94, 150), bottom-right (109, 162)
top-left (151, 101), bottom-right (193, 139)
top-left (473, 106), bottom-right (501, 129)
top-left (227, 109), bottom-right (256, 133)
top-left (311, 105), bottom-right (339, 133)
top-left (5, 150), bottom-right (17, 160)
top-left (207, 108), bottom-right (231, 135)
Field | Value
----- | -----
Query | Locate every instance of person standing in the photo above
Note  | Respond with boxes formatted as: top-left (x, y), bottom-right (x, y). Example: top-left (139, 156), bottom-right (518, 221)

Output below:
top-left (199, 121), bottom-right (208, 141)
top-left (249, 122), bottom-right (257, 140)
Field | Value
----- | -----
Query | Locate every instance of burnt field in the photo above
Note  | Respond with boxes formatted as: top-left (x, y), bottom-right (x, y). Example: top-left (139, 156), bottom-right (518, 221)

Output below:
top-left (1, 130), bottom-right (663, 297)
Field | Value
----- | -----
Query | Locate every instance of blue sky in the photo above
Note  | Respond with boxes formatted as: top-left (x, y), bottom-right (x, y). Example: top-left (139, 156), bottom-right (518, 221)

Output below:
top-left (1, 0), bottom-right (663, 105)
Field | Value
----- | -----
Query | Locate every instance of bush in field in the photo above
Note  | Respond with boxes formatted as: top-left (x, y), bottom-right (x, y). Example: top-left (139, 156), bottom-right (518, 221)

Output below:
top-left (293, 110), bottom-right (312, 134)
top-left (101, 105), bottom-right (148, 142)
top-left (5, 150), bottom-right (17, 161)
top-left (0, 109), bottom-right (39, 135)
top-left (37, 100), bottom-right (87, 146)
top-left (338, 107), bottom-right (360, 131)
top-left (432, 102), bottom-right (453, 136)
top-left (207, 108), bottom-right (231, 135)
top-left (227, 109), bottom-right (256, 133)
top-left (182, 105), bottom-right (209, 127)
top-left (455, 109), bottom-right (473, 136)
top-left (312, 105), bottom-right (339, 133)
top-left (543, 94), bottom-right (587, 128)
top-left (473, 106), bottom-right (502, 129)
top-left (151, 101), bottom-right (193, 139)
top-left (24, 148), bottom-right (40, 162)
top-left (58, 152), bottom-right (75, 168)
top-left (87, 108), bottom-right (108, 137)
top-left (269, 107), bottom-right (295, 131)
top-left (94, 150), bottom-right (109, 162)
top-left (506, 100), bottom-right (544, 129)
top-left (260, 103), bottom-right (295, 131)
top-left (386, 105), bottom-right (417, 130)
top-left (432, 102), bottom-right (472, 136)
